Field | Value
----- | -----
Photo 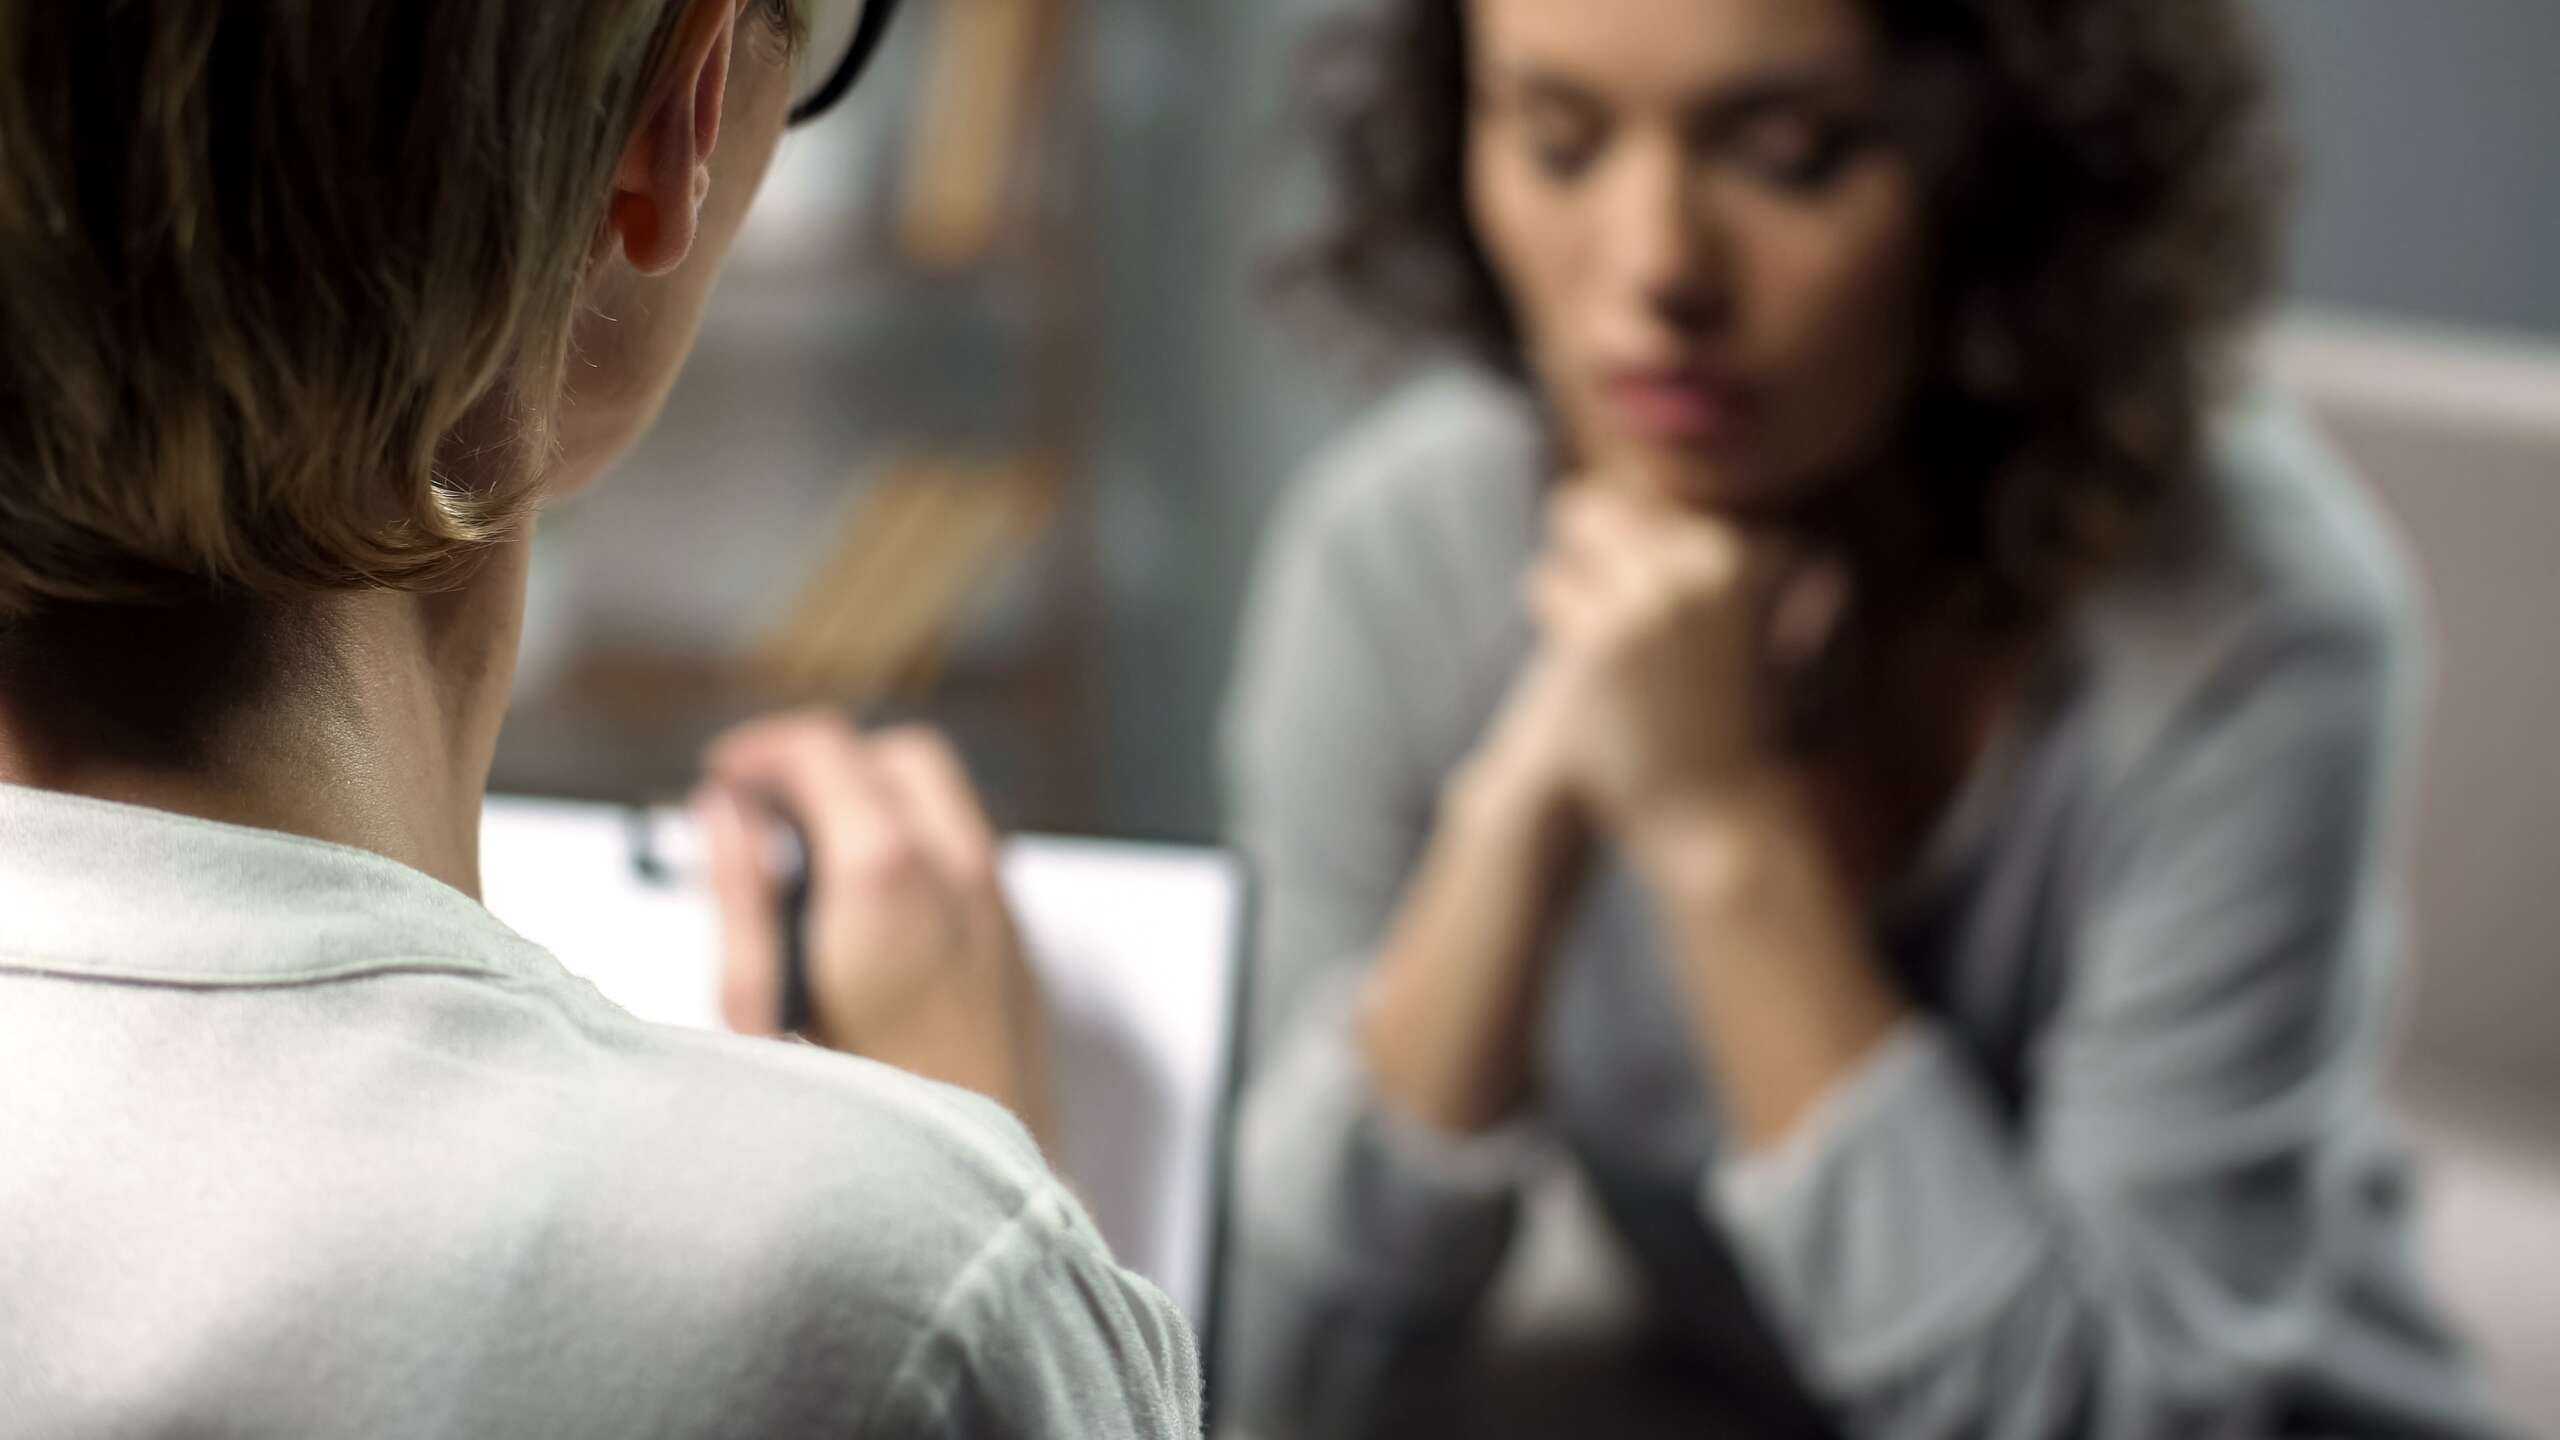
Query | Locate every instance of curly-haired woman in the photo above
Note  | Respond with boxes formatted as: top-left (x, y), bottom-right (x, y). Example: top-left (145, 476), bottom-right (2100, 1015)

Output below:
top-left (1220, 1), bottom-right (2511, 1435)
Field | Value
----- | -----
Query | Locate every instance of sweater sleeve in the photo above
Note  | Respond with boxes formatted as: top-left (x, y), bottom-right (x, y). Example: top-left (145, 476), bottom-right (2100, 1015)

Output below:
top-left (1703, 618), bottom-right (2465, 1438)
top-left (1216, 466), bottom-right (1540, 1437)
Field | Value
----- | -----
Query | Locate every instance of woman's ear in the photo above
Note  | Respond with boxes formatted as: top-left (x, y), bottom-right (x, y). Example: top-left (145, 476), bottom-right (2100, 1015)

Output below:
top-left (599, 0), bottom-right (737, 276)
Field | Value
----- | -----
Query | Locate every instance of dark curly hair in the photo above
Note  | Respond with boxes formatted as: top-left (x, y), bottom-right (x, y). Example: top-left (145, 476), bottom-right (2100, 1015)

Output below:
top-left (1291, 0), bottom-right (2285, 621)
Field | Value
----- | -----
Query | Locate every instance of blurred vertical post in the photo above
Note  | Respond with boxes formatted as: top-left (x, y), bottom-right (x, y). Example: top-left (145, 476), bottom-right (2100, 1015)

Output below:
top-left (749, 0), bottom-right (1104, 830)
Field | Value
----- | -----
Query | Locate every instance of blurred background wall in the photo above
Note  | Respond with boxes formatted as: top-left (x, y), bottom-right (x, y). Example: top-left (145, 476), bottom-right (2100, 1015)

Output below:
top-left (2258, 0), bottom-right (2560, 336)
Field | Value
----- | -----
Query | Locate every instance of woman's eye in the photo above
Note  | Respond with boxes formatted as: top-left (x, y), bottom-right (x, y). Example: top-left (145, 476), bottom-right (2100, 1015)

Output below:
top-left (1533, 139), bottom-right (1600, 180)
top-left (754, 0), bottom-right (805, 53)
top-left (1731, 118), bottom-right (1868, 194)
top-left (1524, 124), bottom-right (1604, 182)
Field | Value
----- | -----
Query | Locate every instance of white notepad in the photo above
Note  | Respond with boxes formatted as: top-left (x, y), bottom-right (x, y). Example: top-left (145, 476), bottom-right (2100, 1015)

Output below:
top-left (477, 796), bottom-right (1250, 1333)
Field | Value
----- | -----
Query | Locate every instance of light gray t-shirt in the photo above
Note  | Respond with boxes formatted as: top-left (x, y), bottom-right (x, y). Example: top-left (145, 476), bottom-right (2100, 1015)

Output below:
top-left (0, 785), bottom-right (1201, 1438)
top-left (1220, 369), bottom-right (2511, 1438)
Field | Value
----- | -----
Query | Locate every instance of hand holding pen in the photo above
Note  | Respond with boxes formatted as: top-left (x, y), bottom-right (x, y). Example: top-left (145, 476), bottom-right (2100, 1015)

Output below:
top-left (692, 710), bottom-right (1056, 1151)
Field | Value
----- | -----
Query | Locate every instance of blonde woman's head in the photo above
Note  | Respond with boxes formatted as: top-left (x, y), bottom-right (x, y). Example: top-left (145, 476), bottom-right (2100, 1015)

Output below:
top-left (0, 0), bottom-right (801, 619)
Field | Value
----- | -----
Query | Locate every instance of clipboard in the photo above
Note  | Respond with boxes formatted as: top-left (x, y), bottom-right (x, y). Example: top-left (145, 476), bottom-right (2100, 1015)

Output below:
top-left (477, 795), bottom-right (1253, 1358)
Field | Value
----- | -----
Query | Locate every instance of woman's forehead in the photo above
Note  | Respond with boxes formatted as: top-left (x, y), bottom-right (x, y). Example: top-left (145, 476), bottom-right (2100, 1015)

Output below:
top-left (1466, 0), bottom-right (1880, 105)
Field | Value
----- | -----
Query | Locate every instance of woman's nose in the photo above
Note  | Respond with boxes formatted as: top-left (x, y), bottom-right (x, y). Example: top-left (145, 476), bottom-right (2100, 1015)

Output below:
top-left (1607, 139), bottom-right (1731, 335)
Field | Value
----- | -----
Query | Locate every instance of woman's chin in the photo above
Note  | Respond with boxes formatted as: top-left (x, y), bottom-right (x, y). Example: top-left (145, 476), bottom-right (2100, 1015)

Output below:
top-left (539, 424), bottom-right (644, 504)
top-left (544, 386), bottom-right (667, 503)
top-left (1607, 443), bottom-right (1808, 518)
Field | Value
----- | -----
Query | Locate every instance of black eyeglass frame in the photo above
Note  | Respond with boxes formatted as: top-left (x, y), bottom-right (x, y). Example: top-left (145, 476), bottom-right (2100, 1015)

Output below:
top-left (788, 0), bottom-right (905, 128)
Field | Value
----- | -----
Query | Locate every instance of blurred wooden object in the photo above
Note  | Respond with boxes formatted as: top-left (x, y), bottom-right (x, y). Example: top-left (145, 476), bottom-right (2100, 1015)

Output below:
top-left (754, 453), bottom-right (1054, 700)
top-left (899, 0), bottom-right (1049, 269)
top-left (753, 0), bottom-right (1102, 812)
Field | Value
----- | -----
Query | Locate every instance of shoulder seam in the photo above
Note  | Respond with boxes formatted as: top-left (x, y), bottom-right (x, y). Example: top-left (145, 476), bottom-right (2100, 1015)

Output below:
top-left (859, 1181), bottom-right (1079, 1430)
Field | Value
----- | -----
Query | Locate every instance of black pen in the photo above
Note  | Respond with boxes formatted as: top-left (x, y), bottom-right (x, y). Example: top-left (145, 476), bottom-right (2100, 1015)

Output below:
top-left (623, 801), bottom-right (817, 1034)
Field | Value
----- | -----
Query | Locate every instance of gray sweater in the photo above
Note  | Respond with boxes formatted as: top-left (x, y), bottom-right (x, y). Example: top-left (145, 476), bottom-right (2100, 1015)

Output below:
top-left (1220, 370), bottom-right (2510, 1439)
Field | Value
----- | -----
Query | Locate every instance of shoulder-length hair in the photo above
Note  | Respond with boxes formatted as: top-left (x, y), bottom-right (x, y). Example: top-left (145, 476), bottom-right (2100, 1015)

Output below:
top-left (0, 1), bottom-right (757, 618)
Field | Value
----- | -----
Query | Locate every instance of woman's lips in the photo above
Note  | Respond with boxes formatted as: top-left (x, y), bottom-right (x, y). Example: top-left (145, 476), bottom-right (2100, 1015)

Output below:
top-left (1600, 367), bottom-right (1756, 445)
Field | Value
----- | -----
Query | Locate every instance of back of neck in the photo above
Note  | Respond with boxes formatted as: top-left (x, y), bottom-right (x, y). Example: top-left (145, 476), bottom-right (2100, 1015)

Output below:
top-left (0, 546), bottom-right (528, 897)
